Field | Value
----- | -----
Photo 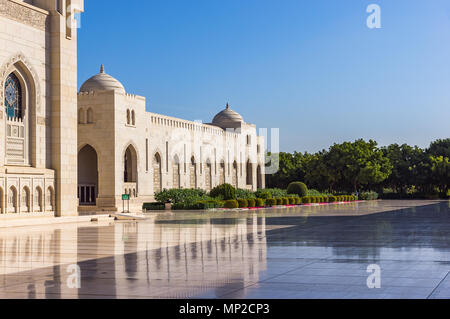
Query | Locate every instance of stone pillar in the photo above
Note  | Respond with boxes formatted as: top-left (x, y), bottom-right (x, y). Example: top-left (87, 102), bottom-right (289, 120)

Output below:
top-left (49, 4), bottom-right (83, 216)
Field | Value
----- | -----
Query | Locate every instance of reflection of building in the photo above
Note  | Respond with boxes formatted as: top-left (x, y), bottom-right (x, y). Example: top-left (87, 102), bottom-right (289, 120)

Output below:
top-left (109, 216), bottom-right (267, 298)
top-left (0, 216), bottom-right (267, 298)
top-left (0, 0), bottom-right (265, 218)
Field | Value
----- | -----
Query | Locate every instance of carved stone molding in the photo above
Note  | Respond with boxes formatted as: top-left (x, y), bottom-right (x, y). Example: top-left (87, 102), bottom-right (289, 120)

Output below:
top-left (0, 0), bottom-right (48, 31)
top-left (0, 52), bottom-right (42, 114)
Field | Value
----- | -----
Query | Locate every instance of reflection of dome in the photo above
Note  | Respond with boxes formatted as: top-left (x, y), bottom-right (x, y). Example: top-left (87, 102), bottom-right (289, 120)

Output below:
top-left (212, 103), bottom-right (244, 129)
top-left (79, 65), bottom-right (125, 93)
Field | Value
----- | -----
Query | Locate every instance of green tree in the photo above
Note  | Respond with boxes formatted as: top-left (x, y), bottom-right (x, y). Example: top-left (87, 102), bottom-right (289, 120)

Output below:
top-left (430, 156), bottom-right (450, 195)
top-left (327, 139), bottom-right (392, 192)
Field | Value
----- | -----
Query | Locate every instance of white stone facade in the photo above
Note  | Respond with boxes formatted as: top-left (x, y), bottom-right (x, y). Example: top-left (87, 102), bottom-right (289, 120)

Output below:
top-left (78, 67), bottom-right (266, 211)
top-left (0, 0), bottom-right (84, 217)
top-left (0, 0), bottom-right (265, 216)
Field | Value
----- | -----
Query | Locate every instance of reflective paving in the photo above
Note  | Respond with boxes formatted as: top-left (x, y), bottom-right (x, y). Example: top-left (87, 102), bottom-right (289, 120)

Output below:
top-left (0, 200), bottom-right (449, 299)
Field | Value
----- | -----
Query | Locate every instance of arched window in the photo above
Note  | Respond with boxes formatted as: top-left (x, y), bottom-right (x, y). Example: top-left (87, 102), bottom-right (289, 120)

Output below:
top-left (126, 109), bottom-right (130, 125)
top-left (131, 110), bottom-right (135, 126)
top-left (87, 108), bottom-right (94, 123)
top-left (21, 187), bottom-right (30, 213)
top-left (35, 187), bottom-right (43, 212)
top-left (8, 186), bottom-right (17, 213)
top-left (153, 153), bottom-right (162, 193)
top-left (4, 73), bottom-right (22, 119)
top-left (46, 187), bottom-right (54, 211)
top-left (78, 108), bottom-right (85, 124)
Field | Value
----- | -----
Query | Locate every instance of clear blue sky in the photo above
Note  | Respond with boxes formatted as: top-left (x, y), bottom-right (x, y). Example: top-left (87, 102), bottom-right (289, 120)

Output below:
top-left (77, 0), bottom-right (450, 153)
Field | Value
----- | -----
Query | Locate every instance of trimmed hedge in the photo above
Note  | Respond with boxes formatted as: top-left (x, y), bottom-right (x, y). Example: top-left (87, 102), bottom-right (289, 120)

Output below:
top-left (255, 198), bottom-right (265, 207)
top-left (255, 190), bottom-right (273, 199)
top-left (265, 198), bottom-right (277, 207)
top-left (143, 202), bottom-right (165, 210)
top-left (287, 182), bottom-right (308, 197)
top-left (328, 196), bottom-right (337, 203)
top-left (302, 196), bottom-right (311, 204)
top-left (224, 200), bottom-right (239, 209)
top-left (247, 199), bottom-right (256, 208)
top-left (276, 198), bottom-right (284, 205)
top-left (282, 198), bottom-right (289, 205)
top-left (238, 199), bottom-right (248, 208)
top-left (210, 183), bottom-right (236, 200)
top-left (289, 198), bottom-right (296, 205)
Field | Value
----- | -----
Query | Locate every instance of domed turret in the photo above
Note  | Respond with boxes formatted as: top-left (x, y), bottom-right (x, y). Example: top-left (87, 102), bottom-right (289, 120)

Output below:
top-left (79, 65), bottom-right (125, 93)
top-left (212, 103), bottom-right (244, 129)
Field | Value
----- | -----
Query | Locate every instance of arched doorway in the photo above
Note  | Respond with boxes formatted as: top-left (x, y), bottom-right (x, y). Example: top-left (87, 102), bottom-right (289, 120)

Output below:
top-left (257, 165), bottom-right (262, 189)
top-left (46, 187), bottom-right (54, 211)
top-left (21, 186), bottom-right (30, 213)
top-left (173, 155), bottom-right (181, 189)
top-left (246, 160), bottom-right (253, 187)
top-left (124, 145), bottom-right (138, 183)
top-left (78, 144), bottom-right (98, 206)
top-left (232, 161), bottom-right (238, 188)
top-left (190, 156), bottom-right (197, 189)
top-left (205, 160), bottom-right (212, 191)
top-left (153, 153), bottom-right (162, 193)
top-left (8, 186), bottom-right (17, 213)
top-left (35, 187), bottom-right (43, 212)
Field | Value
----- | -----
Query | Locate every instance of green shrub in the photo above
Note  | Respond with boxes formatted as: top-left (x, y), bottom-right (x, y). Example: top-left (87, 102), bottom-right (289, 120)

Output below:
top-left (302, 196), bottom-right (311, 204)
top-left (247, 199), bottom-right (256, 208)
top-left (360, 191), bottom-right (379, 201)
top-left (289, 197), bottom-right (296, 205)
top-left (210, 184), bottom-right (236, 200)
top-left (143, 202), bottom-right (165, 210)
top-left (236, 188), bottom-right (256, 200)
top-left (329, 196), bottom-right (337, 203)
top-left (287, 182), bottom-right (308, 197)
top-left (155, 188), bottom-right (209, 205)
top-left (255, 190), bottom-right (273, 199)
top-left (276, 198), bottom-right (283, 205)
top-left (323, 197), bottom-right (329, 203)
top-left (296, 197), bottom-right (302, 204)
top-left (224, 200), bottom-right (239, 209)
top-left (255, 198), bottom-right (265, 207)
top-left (237, 199), bottom-right (248, 208)
top-left (282, 198), bottom-right (289, 205)
top-left (265, 198), bottom-right (277, 207)
top-left (265, 188), bottom-right (288, 198)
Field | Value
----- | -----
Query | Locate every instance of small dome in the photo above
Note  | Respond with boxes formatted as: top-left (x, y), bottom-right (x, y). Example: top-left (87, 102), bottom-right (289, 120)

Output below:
top-left (79, 65), bottom-right (125, 93)
top-left (212, 103), bottom-right (244, 129)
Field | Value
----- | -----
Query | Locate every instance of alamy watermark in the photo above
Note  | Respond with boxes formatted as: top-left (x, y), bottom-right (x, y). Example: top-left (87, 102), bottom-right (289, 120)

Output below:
top-left (367, 4), bottom-right (382, 29)
top-left (366, 264), bottom-right (381, 289)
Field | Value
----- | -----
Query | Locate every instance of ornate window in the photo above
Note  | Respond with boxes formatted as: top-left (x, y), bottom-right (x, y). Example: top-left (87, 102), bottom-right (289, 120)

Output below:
top-left (4, 73), bottom-right (22, 120)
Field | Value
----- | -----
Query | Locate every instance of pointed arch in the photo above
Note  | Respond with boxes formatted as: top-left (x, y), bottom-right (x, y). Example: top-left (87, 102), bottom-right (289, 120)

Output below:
top-left (153, 152), bottom-right (162, 193)
top-left (78, 108), bottom-right (85, 124)
top-left (78, 144), bottom-right (98, 206)
top-left (233, 160), bottom-right (238, 188)
top-left (205, 159), bottom-right (212, 191)
top-left (87, 107), bottom-right (94, 123)
top-left (46, 186), bottom-right (54, 212)
top-left (21, 186), bottom-right (31, 213)
top-left (35, 186), bottom-right (43, 212)
top-left (8, 186), bottom-right (17, 213)
top-left (124, 144), bottom-right (138, 183)
top-left (246, 159), bottom-right (253, 186)
top-left (190, 156), bottom-right (197, 189)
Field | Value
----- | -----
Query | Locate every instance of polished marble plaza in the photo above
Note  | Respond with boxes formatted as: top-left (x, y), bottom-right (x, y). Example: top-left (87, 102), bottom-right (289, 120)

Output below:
top-left (0, 200), bottom-right (449, 299)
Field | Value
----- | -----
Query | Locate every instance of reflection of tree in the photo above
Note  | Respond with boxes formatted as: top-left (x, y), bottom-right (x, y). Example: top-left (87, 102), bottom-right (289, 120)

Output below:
top-left (264, 203), bottom-right (450, 260)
